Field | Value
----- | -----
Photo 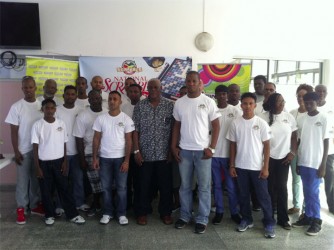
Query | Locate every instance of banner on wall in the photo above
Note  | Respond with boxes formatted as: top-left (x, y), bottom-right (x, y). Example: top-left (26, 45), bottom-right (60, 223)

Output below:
top-left (26, 57), bottom-right (79, 97)
top-left (79, 56), bottom-right (192, 99)
top-left (198, 64), bottom-right (251, 97)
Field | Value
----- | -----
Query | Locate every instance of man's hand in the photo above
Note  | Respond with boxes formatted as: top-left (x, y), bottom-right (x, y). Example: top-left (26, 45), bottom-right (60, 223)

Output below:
top-left (229, 167), bottom-right (237, 178)
top-left (92, 158), bottom-right (99, 170)
top-left (259, 168), bottom-right (269, 179)
top-left (61, 160), bottom-right (68, 176)
top-left (120, 161), bottom-right (129, 173)
top-left (14, 151), bottom-right (24, 165)
top-left (36, 167), bottom-right (43, 179)
top-left (134, 152), bottom-right (144, 166)
top-left (171, 147), bottom-right (181, 163)
top-left (317, 163), bottom-right (326, 178)
top-left (202, 148), bottom-right (213, 159)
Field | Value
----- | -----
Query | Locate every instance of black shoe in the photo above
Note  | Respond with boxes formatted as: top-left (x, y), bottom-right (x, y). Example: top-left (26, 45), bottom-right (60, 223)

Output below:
top-left (175, 219), bottom-right (187, 229)
top-left (212, 213), bottom-right (223, 225)
top-left (306, 218), bottom-right (322, 236)
top-left (292, 215), bottom-right (312, 228)
top-left (231, 213), bottom-right (242, 224)
top-left (252, 206), bottom-right (261, 212)
top-left (194, 223), bottom-right (206, 234)
top-left (278, 221), bottom-right (291, 230)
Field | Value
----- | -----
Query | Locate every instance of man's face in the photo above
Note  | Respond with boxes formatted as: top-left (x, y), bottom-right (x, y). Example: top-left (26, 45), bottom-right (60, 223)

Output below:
top-left (147, 80), bottom-right (161, 99)
top-left (108, 93), bottom-right (122, 111)
top-left (91, 76), bottom-right (104, 91)
top-left (76, 78), bottom-right (87, 93)
top-left (128, 86), bottom-right (142, 103)
top-left (304, 99), bottom-right (318, 113)
top-left (22, 79), bottom-right (36, 100)
top-left (264, 83), bottom-right (276, 99)
top-left (44, 81), bottom-right (57, 97)
top-left (215, 91), bottom-right (228, 104)
top-left (124, 79), bottom-right (136, 93)
top-left (88, 92), bottom-right (102, 109)
top-left (241, 97), bottom-right (256, 116)
top-left (63, 89), bottom-right (77, 105)
top-left (315, 85), bottom-right (327, 102)
top-left (185, 74), bottom-right (201, 94)
top-left (228, 85), bottom-right (240, 102)
top-left (254, 79), bottom-right (265, 95)
top-left (42, 102), bottom-right (56, 119)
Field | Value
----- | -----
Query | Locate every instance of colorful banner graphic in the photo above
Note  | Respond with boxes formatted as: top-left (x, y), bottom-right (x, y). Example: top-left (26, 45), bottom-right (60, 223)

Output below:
top-left (79, 56), bottom-right (192, 99)
top-left (198, 64), bottom-right (251, 96)
top-left (26, 57), bottom-right (79, 97)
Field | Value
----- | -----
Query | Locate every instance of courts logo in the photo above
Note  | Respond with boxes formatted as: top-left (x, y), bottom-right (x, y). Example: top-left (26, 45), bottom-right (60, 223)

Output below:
top-left (117, 60), bottom-right (143, 75)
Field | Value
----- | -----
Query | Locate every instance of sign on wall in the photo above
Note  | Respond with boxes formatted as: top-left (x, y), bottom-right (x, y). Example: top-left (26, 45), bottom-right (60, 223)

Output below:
top-left (26, 57), bottom-right (79, 97)
top-left (198, 64), bottom-right (251, 97)
top-left (79, 56), bottom-right (192, 99)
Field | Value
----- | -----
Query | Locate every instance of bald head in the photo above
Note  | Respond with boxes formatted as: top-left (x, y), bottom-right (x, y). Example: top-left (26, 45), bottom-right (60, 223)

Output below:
top-left (43, 79), bottom-right (57, 98)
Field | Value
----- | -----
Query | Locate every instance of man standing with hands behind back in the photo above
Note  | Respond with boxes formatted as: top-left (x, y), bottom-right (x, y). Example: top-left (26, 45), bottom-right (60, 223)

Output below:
top-left (172, 71), bottom-right (220, 234)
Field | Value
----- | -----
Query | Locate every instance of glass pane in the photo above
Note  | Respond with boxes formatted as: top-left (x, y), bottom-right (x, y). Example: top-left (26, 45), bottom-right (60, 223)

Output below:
top-left (277, 61), bottom-right (296, 73)
top-left (300, 73), bottom-right (314, 85)
top-left (299, 62), bottom-right (320, 70)
top-left (251, 60), bottom-right (268, 78)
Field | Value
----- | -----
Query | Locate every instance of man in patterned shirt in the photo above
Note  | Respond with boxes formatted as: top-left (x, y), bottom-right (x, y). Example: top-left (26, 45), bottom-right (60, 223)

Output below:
top-left (133, 78), bottom-right (174, 226)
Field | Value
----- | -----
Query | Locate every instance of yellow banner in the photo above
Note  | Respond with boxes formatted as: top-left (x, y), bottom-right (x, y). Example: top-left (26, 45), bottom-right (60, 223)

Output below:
top-left (26, 57), bottom-right (79, 97)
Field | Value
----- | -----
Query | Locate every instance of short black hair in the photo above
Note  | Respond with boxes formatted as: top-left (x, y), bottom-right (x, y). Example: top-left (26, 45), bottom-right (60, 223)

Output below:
top-left (263, 93), bottom-right (281, 112)
top-left (240, 92), bottom-right (257, 102)
top-left (109, 90), bottom-right (121, 98)
top-left (303, 92), bottom-right (319, 102)
top-left (41, 98), bottom-right (56, 107)
top-left (75, 76), bottom-right (87, 84)
top-left (254, 75), bottom-right (267, 83)
top-left (88, 89), bottom-right (101, 97)
top-left (129, 83), bottom-right (142, 91)
top-left (186, 71), bottom-right (200, 80)
top-left (215, 85), bottom-right (228, 93)
top-left (64, 85), bottom-right (77, 93)
top-left (296, 83), bottom-right (313, 94)
top-left (125, 77), bottom-right (137, 84)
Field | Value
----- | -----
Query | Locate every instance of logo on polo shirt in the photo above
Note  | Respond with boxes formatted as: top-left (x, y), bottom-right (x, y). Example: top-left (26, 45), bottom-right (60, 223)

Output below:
top-left (57, 127), bottom-right (63, 131)
top-left (118, 122), bottom-right (125, 128)
top-left (315, 122), bottom-right (323, 126)
top-left (228, 113), bottom-right (234, 118)
top-left (253, 125), bottom-right (259, 130)
top-left (198, 104), bottom-right (206, 109)
top-left (283, 119), bottom-right (289, 123)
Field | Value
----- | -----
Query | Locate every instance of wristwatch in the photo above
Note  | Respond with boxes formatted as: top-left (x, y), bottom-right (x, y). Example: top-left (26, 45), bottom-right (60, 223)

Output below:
top-left (134, 150), bottom-right (140, 154)
top-left (208, 147), bottom-right (215, 154)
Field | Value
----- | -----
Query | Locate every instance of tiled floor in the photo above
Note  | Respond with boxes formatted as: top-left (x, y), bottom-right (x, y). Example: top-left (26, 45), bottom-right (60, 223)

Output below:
top-left (0, 183), bottom-right (333, 250)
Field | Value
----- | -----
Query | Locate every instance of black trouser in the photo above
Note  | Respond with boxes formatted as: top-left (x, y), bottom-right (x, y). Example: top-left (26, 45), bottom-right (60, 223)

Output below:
top-left (135, 160), bottom-right (173, 217)
top-left (325, 154), bottom-right (334, 212)
top-left (127, 154), bottom-right (139, 208)
top-left (268, 157), bottom-right (290, 224)
top-left (38, 158), bottom-right (78, 220)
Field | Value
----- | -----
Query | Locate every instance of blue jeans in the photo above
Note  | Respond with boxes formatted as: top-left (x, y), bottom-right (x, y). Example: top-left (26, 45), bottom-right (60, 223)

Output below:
top-left (178, 150), bottom-right (211, 225)
top-left (16, 150), bottom-right (40, 209)
top-left (299, 166), bottom-right (322, 219)
top-left (99, 157), bottom-right (127, 217)
top-left (38, 158), bottom-right (78, 219)
top-left (236, 168), bottom-right (275, 226)
top-left (67, 154), bottom-right (85, 207)
top-left (211, 157), bottom-right (239, 215)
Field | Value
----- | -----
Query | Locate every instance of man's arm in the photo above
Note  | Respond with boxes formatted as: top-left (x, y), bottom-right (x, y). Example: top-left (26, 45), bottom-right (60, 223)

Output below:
top-left (203, 118), bottom-right (220, 159)
top-left (75, 137), bottom-right (88, 170)
top-left (318, 138), bottom-right (329, 178)
top-left (10, 124), bottom-right (23, 165)
top-left (171, 121), bottom-right (181, 162)
top-left (283, 130), bottom-right (298, 165)
top-left (259, 140), bottom-right (270, 179)
top-left (229, 141), bottom-right (237, 178)
top-left (92, 131), bottom-right (102, 170)
top-left (121, 132), bottom-right (133, 172)
top-left (133, 130), bottom-right (143, 166)
top-left (61, 144), bottom-right (68, 176)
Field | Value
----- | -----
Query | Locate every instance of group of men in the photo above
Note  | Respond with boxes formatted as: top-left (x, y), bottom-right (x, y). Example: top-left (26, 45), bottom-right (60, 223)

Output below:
top-left (4, 72), bottom-right (333, 239)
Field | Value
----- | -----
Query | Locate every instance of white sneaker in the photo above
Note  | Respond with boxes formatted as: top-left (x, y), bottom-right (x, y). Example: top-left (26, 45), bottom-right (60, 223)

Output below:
top-left (45, 217), bottom-right (55, 226)
top-left (55, 208), bottom-right (65, 217)
top-left (70, 215), bottom-right (85, 224)
top-left (76, 204), bottom-right (90, 212)
top-left (100, 215), bottom-right (112, 225)
top-left (119, 216), bottom-right (129, 225)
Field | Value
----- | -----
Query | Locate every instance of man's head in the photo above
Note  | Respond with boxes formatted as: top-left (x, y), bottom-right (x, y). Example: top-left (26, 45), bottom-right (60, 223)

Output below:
top-left (185, 71), bottom-right (202, 96)
top-left (147, 78), bottom-right (162, 100)
top-left (253, 75), bottom-right (267, 95)
top-left (63, 85), bottom-right (77, 106)
top-left (43, 79), bottom-right (57, 98)
top-left (124, 78), bottom-right (137, 94)
top-left (88, 90), bottom-right (102, 109)
top-left (240, 92), bottom-right (257, 116)
top-left (21, 76), bottom-right (36, 101)
top-left (263, 82), bottom-right (276, 101)
top-left (91, 76), bottom-right (104, 91)
top-left (179, 86), bottom-right (187, 97)
top-left (215, 85), bottom-right (228, 104)
top-left (41, 98), bottom-right (57, 118)
top-left (128, 83), bottom-right (142, 104)
top-left (108, 91), bottom-right (122, 111)
top-left (315, 84), bottom-right (327, 103)
top-left (75, 77), bottom-right (88, 94)
top-left (227, 84), bottom-right (240, 103)
top-left (303, 92), bottom-right (319, 114)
